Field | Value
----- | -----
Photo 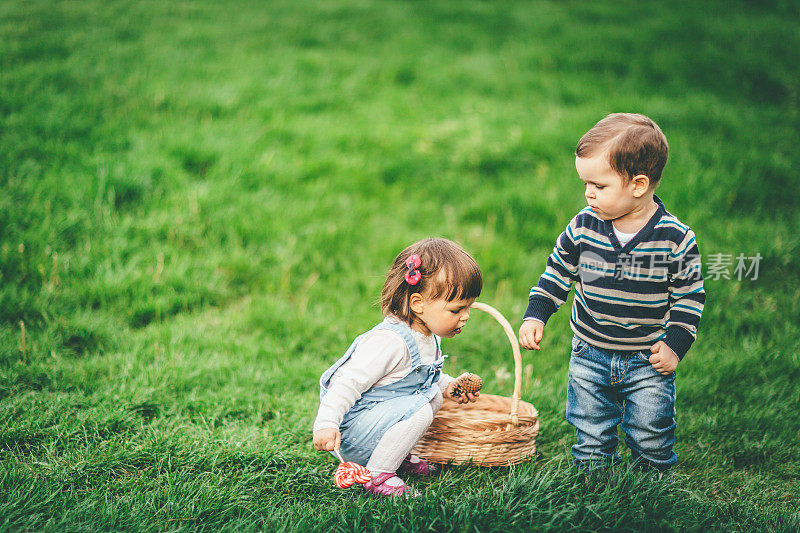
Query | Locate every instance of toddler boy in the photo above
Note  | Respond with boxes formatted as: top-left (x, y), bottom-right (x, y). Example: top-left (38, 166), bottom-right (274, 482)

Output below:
top-left (519, 113), bottom-right (705, 470)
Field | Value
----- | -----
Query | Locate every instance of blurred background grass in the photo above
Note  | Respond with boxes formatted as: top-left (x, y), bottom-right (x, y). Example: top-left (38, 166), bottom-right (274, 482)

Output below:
top-left (1, 0), bottom-right (799, 530)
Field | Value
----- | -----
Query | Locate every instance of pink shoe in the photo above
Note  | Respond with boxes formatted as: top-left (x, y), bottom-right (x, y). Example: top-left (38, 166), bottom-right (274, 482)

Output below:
top-left (398, 455), bottom-right (436, 476)
top-left (363, 472), bottom-right (418, 498)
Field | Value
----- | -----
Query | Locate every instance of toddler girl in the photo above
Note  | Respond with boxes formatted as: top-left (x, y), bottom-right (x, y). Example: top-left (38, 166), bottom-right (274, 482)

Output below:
top-left (313, 238), bottom-right (483, 497)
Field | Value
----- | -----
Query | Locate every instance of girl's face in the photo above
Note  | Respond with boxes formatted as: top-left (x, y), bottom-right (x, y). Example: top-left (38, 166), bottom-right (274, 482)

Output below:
top-left (410, 294), bottom-right (476, 337)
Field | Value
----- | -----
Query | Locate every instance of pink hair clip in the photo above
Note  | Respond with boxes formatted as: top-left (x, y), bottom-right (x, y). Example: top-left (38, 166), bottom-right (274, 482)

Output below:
top-left (405, 254), bottom-right (422, 285)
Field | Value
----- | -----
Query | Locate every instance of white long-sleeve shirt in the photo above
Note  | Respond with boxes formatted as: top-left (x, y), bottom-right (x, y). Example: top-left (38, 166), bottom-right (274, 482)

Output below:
top-left (313, 319), bottom-right (455, 432)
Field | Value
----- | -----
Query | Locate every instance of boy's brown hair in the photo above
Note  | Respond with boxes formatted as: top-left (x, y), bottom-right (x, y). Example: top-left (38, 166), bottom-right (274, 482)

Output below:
top-left (576, 113), bottom-right (668, 185)
top-left (381, 238), bottom-right (482, 324)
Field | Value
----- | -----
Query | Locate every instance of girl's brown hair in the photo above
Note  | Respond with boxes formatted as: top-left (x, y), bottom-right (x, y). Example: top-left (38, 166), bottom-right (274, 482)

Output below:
top-left (380, 238), bottom-right (482, 324)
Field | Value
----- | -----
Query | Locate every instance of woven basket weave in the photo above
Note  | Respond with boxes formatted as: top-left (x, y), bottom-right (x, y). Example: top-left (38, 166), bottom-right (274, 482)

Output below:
top-left (411, 302), bottom-right (539, 467)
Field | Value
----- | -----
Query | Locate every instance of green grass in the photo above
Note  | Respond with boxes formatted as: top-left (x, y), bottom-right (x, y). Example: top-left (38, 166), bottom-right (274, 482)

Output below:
top-left (2, 0), bottom-right (799, 530)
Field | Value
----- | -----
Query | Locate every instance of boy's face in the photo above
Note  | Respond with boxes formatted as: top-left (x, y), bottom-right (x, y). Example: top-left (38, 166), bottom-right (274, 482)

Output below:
top-left (575, 154), bottom-right (643, 221)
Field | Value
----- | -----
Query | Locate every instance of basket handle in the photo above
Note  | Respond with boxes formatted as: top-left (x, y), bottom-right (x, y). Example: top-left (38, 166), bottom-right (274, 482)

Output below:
top-left (469, 302), bottom-right (523, 426)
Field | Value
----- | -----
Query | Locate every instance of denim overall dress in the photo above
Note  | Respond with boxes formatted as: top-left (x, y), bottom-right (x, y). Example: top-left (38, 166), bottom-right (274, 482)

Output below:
top-left (319, 319), bottom-right (445, 466)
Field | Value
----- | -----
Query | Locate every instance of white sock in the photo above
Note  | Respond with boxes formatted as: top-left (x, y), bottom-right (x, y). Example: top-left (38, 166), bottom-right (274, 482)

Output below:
top-left (382, 475), bottom-right (405, 487)
top-left (367, 402), bottom-right (434, 475)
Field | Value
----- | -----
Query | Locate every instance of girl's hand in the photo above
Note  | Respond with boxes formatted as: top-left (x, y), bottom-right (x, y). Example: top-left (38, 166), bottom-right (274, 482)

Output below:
top-left (519, 320), bottom-right (544, 351)
top-left (457, 391), bottom-right (480, 404)
top-left (445, 373), bottom-right (482, 404)
top-left (647, 341), bottom-right (679, 375)
top-left (313, 428), bottom-right (341, 452)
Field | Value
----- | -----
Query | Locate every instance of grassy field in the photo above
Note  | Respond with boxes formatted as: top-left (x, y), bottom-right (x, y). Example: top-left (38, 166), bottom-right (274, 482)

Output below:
top-left (2, 0), bottom-right (799, 530)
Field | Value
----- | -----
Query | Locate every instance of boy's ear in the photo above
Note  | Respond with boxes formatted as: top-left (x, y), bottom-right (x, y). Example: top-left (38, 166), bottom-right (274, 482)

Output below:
top-left (409, 293), bottom-right (424, 314)
top-left (631, 174), bottom-right (651, 197)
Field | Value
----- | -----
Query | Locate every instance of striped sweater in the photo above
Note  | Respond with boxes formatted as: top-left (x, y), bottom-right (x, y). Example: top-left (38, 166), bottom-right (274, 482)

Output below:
top-left (524, 195), bottom-right (705, 360)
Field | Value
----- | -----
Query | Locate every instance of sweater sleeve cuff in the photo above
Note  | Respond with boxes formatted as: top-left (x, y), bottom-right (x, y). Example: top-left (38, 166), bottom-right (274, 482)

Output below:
top-left (313, 420), bottom-right (340, 432)
top-left (524, 296), bottom-right (558, 325)
top-left (663, 326), bottom-right (695, 361)
top-left (437, 373), bottom-right (455, 392)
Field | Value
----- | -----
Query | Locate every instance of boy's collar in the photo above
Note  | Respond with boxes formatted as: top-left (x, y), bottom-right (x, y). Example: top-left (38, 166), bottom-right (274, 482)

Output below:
top-left (606, 194), bottom-right (666, 252)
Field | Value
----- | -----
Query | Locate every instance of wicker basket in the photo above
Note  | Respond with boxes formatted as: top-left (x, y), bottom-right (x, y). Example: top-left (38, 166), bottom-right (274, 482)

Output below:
top-left (411, 302), bottom-right (539, 467)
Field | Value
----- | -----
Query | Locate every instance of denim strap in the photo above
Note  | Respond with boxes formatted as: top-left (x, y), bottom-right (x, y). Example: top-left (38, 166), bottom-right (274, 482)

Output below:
top-left (373, 320), bottom-right (424, 368)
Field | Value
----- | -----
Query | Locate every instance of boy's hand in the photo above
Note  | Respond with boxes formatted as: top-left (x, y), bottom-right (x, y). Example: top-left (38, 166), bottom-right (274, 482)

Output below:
top-left (313, 428), bottom-right (341, 452)
top-left (647, 341), bottom-right (679, 375)
top-left (519, 320), bottom-right (544, 350)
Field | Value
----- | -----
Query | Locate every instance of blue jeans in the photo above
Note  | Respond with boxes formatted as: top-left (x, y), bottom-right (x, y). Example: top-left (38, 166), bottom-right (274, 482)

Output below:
top-left (566, 335), bottom-right (677, 471)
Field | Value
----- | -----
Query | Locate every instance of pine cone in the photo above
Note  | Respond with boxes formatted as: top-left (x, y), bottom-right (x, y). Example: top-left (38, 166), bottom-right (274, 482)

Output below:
top-left (450, 373), bottom-right (483, 398)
